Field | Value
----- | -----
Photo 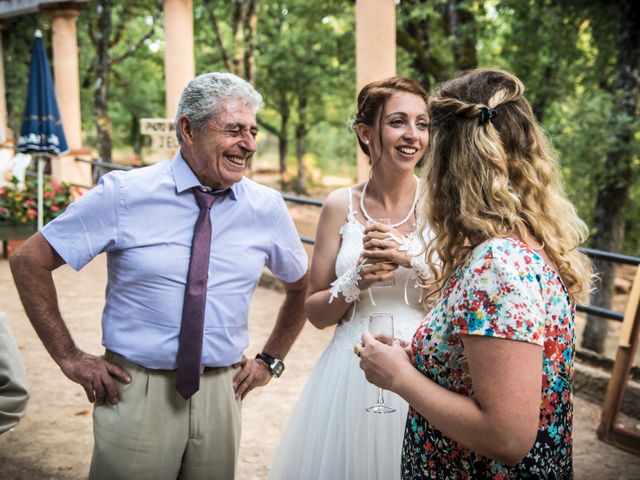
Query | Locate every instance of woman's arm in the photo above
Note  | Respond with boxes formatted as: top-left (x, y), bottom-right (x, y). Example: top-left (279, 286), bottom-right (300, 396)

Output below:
top-left (360, 333), bottom-right (542, 465)
top-left (305, 189), bottom-right (355, 329)
top-left (305, 188), bottom-right (395, 329)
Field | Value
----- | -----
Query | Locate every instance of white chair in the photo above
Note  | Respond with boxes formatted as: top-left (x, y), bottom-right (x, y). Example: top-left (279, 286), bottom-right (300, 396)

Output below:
top-left (11, 153), bottom-right (32, 190)
top-left (0, 149), bottom-right (13, 187)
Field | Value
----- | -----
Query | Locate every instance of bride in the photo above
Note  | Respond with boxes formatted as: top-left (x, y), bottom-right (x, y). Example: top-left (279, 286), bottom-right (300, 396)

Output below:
top-left (269, 76), bottom-right (431, 479)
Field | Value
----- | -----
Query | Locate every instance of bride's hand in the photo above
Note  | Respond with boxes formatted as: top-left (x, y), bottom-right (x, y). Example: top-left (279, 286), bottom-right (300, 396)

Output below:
top-left (356, 253), bottom-right (397, 290)
top-left (363, 223), bottom-right (411, 268)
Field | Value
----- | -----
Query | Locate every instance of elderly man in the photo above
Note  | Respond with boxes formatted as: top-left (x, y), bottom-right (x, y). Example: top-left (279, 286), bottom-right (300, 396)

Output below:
top-left (10, 73), bottom-right (308, 479)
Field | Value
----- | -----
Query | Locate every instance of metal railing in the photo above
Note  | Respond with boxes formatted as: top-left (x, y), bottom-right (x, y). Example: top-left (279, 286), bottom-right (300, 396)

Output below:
top-left (79, 157), bottom-right (640, 324)
top-left (575, 248), bottom-right (639, 322)
top-left (281, 196), bottom-right (640, 325)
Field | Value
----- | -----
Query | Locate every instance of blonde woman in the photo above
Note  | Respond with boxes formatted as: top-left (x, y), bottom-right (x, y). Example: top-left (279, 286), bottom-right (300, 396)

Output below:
top-left (359, 68), bottom-right (593, 479)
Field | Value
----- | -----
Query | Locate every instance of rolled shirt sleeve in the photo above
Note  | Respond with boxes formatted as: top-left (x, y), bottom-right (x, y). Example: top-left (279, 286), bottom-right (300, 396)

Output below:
top-left (266, 194), bottom-right (308, 283)
top-left (41, 172), bottom-right (121, 271)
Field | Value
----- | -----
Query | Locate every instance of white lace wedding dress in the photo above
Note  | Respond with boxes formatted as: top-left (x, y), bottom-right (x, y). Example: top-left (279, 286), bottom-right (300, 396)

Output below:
top-left (269, 189), bottom-right (427, 480)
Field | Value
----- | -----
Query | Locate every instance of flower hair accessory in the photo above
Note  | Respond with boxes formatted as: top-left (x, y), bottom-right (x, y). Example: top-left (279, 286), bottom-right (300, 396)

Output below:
top-left (479, 107), bottom-right (497, 125)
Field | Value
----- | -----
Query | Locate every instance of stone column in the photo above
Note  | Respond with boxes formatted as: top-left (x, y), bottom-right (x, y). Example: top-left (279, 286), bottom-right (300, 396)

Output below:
top-left (164, 0), bottom-right (195, 119)
top-left (355, 0), bottom-right (396, 182)
top-left (48, 7), bottom-right (91, 187)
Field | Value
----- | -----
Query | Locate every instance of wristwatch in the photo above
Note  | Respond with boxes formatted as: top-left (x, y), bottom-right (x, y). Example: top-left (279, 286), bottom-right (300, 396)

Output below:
top-left (255, 352), bottom-right (285, 378)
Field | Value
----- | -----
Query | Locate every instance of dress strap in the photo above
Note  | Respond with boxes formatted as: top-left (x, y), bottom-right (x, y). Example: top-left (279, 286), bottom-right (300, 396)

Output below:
top-left (347, 187), bottom-right (354, 217)
top-left (345, 187), bottom-right (357, 224)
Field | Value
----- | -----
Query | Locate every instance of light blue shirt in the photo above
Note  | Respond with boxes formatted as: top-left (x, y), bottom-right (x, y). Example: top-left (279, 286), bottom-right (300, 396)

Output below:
top-left (41, 152), bottom-right (308, 369)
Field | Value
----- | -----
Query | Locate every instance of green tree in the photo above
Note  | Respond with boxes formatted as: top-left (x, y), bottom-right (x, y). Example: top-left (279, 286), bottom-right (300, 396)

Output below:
top-left (396, 0), bottom-right (480, 89)
top-left (397, 0), bottom-right (640, 353)
top-left (80, 0), bottom-right (163, 165)
top-left (582, 0), bottom-right (639, 352)
top-left (199, 0), bottom-right (259, 85)
top-left (253, 1), bottom-right (354, 192)
top-left (1, 14), bottom-right (46, 141)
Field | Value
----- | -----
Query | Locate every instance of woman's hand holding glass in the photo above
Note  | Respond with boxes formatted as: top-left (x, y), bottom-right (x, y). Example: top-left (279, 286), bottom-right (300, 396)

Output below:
top-left (359, 331), bottom-right (414, 394)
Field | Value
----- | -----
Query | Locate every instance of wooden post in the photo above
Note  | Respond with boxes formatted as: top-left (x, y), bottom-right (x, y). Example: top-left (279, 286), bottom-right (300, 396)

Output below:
top-left (597, 266), bottom-right (640, 454)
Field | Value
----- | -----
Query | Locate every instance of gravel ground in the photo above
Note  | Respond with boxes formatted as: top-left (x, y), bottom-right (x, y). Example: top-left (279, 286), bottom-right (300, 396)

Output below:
top-left (1, 245), bottom-right (639, 479)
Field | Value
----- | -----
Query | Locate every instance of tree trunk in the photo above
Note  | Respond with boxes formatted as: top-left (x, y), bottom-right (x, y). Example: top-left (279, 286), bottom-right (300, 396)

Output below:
top-left (130, 114), bottom-right (142, 156)
top-left (446, 0), bottom-right (477, 71)
top-left (582, 0), bottom-right (639, 353)
top-left (531, 65), bottom-right (554, 123)
top-left (206, 1), bottom-right (233, 72)
top-left (397, 0), bottom-right (452, 90)
top-left (244, 0), bottom-right (258, 85)
top-left (294, 96), bottom-right (307, 195)
top-left (94, 0), bottom-right (113, 168)
top-left (231, 0), bottom-right (246, 77)
top-left (278, 102), bottom-right (289, 184)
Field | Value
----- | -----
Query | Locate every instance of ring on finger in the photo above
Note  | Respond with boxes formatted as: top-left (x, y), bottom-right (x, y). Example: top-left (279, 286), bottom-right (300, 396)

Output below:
top-left (353, 342), bottom-right (363, 357)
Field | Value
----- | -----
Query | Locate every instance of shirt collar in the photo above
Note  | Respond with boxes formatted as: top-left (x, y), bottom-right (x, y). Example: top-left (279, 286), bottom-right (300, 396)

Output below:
top-left (171, 150), bottom-right (239, 201)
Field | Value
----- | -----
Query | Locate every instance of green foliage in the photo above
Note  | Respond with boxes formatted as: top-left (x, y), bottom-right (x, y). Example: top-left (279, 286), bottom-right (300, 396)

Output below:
top-left (394, 0), bottom-right (639, 255)
top-left (1, 13), bottom-right (48, 138)
top-left (307, 119), bottom-right (356, 178)
top-left (77, 1), bottom-right (165, 152)
top-left (481, 0), bottom-right (639, 255)
top-left (255, 1), bottom-right (356, 169)
top-left (2, 1), bottom-right (638, 254)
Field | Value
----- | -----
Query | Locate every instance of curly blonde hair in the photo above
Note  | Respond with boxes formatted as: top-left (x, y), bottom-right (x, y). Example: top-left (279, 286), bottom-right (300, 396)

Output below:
top-left (419, 68), bottom-right (593, 303)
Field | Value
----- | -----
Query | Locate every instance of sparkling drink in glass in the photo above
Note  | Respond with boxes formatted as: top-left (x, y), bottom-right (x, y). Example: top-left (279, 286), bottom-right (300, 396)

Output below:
top-left (366, 312), bottom-right (396, 414)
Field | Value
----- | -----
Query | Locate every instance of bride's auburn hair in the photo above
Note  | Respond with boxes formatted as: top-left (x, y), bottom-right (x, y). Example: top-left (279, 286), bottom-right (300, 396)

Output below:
top-left (419, 68), bottom-right (593, 303)
top-left (351, 76), bottom-right (429, 167)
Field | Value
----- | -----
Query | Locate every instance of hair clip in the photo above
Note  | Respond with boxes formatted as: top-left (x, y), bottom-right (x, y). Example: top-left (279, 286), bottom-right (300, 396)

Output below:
top-left (479, 107), bottom-right (497, 125)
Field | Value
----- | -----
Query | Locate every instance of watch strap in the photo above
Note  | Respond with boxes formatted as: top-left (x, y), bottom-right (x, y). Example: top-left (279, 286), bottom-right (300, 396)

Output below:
top-left (255, 352), bottom-right (284, 377)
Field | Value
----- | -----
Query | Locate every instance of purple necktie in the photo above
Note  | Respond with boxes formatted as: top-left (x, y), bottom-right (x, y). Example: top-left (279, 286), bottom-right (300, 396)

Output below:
top-left (176, 188), bottom-right (220, 400)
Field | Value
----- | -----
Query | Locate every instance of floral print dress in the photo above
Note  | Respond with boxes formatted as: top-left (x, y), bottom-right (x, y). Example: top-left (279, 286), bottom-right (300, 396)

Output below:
top-left (403, 238), bottom-right (574, 479)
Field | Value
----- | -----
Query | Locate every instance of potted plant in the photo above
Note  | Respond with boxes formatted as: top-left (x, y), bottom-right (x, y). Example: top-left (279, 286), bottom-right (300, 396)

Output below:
top-left (0, 176), bottom-right (77, 247)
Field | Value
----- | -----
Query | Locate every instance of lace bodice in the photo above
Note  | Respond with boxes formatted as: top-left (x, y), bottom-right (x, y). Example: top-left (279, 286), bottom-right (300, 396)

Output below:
top-left (330, 188), bottom-right (427, 349)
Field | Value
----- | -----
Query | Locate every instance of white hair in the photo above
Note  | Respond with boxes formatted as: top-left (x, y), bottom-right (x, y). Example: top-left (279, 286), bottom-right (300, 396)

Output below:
top-left (174, 72), bottom-right (263, 143)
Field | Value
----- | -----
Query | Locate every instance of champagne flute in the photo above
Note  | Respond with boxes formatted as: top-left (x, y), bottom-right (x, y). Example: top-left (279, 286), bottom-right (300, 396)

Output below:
top-left (365, 218), bottom-right (395, 288)
top-left (366, 312), bottom-right (396, 414)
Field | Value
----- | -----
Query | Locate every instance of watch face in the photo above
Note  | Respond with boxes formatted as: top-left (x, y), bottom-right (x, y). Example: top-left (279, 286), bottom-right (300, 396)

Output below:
top-left (272, 360), bottom-right (285, 378)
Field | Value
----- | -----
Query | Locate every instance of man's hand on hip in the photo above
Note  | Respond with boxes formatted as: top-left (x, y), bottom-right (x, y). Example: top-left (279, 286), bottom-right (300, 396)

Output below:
top-left (232, 355), bottom-right (271, 401)
top-left (57, 349), bottom-right (131, 405)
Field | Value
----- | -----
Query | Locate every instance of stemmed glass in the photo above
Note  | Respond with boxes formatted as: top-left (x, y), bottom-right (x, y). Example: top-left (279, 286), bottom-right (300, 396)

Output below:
top-left (366, 218), bottom-right (395, 288)
top-left (366, 312), bottom-right (396, 414)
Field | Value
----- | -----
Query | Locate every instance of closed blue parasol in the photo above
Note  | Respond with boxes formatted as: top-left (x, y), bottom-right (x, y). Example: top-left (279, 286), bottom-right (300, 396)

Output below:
top-left (16, 30), bottom-right (69, 230)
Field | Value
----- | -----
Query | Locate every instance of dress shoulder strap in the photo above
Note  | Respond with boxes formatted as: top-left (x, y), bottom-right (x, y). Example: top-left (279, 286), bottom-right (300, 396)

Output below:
top-left (347, 187), bottom-right (355, 219)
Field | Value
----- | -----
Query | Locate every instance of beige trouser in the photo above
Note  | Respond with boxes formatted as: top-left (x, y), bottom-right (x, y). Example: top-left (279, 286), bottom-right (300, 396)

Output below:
top-left (89, 351), bottom-right (241, 480)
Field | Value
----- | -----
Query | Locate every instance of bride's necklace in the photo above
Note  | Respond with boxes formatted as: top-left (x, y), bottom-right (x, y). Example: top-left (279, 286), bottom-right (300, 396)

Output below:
top-left (360, 175), bottom-right (419, 228)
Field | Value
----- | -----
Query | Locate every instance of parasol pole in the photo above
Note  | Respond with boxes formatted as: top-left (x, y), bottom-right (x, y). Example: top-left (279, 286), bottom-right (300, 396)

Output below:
top-left (37, 155), bottom-right (44, 231)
